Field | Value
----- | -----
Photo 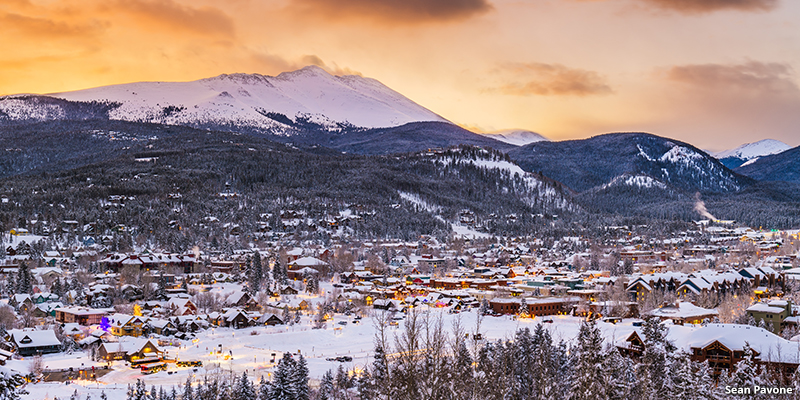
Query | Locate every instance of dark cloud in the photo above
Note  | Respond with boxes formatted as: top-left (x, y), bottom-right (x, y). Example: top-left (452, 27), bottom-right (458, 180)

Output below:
top-left (665, 61), bottom-right (798, 93)
top-left (108, 0), bottom-right (235, 36)
top-left (291, 0), bottom-right (492, 23)
top-left (497, 63), bottom-right (613, 96)
top-left (637, 0), bottom-right (778, 13)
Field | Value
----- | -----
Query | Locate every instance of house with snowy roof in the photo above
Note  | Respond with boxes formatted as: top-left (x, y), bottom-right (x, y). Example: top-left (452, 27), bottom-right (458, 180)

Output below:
top-left (222, 309), bottom-right (252, 329)
top-left (108, 314), bottom-right (147, 337)
top-left (224, 291), bottom-right (258, 310)
top-left (645, 301), bottom-right (718, 325)
top-left (8, 329), bottom-right (61, 356)
top-left (98, 337), bottom-right (162, 361)
top-left (619, 323), bottom-right (800, 376)
top-left (8, 294), bottom-right (33, 312)
top-left (680, 324), bottom-right (800, 376)
top-left (747, 300), bottom-right (795, 334)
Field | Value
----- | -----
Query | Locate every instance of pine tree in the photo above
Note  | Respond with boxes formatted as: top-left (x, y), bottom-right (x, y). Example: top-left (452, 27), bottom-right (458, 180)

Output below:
top-left (479, 298), bottom-right (490, 315)
top-left (252, 252), bottom-right (264, 291)
top-left (15, 262), bottom-right (32, 295)
top-left (569, 320), bottom-right (606, 400)
top-left (128, 379), bottom-right (147, 400)
top-left (234, 372), bottom-right (256, 400)
top-left (217, 379), bottom-right (232, 400)
top-left (156, 270), bottom-right (167, 300)
top-left (274, 260), bottom-right (288, 286)
top-left (512, 327), bottom-right (535, 399)
top-left (258, 376), bottom-right (270, 400)
top-left (371, 347), bottom-right (390, 400)
top-left (149, 385), bottom-right (158, 400)
top-left (451, 341), bottom-right (473, 400)
top-left (713, 366), bottom-right (734, 400)
top-left (0, 367), bottom-right (28, 400)
top-left (269, 353), bottom-right (296, 400)
top-left (182, 377), bottom-right (194, 400)
top-left (319, 370), bottom-right (334, 400)
top-left (668, 353), bottom-right (693, 398)
top-left (335, 364), bottom-right (350, 394)
top-left (639, 318), bottom-right (675, 399)
top-left (356, 369), bottom-right (373, 400)
top-left (291, 354), bottom-right (310, 400)
top-left (604, 346), bottom-right (636, 400)
top-left (692, 361), bottom-right (715, 400)
top-left (100, 391), bottom-right (108, 400)
top-left (729, 344), bottom-right (758, 391)
top-left (4, 278), bottom-right (14, 297)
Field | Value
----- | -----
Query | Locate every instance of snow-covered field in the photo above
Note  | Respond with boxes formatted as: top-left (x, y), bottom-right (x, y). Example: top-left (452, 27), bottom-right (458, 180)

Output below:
top-left (17, 308), bottom-right (637, 400)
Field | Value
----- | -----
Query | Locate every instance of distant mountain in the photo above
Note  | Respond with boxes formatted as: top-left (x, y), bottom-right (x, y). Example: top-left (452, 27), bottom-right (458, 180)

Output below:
top-left (508, 132), bottom-right (751, 194)
top-left (480, 129), bottom-right (548, 146)
top-left (305, 122), bottom-right (517, 155)
top-left (0, 67), bottom-right (525, 155)
top-left (735, 145), bottom-right (800, 184)
top-left (714, 139), bottom-right (791, 169)
top-left (0, 120), bottom-right (580, 240)
top-left (0, 66), bottom-right (446, 133)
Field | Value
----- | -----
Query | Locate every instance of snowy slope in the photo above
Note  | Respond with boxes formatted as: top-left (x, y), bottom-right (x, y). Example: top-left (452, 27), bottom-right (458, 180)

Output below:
top-left (714, 139), bottom-right (790, 169)
top-left (40, 66), bottom-right (447, 132)
top-left (480, 129), bottom-right (548, 146)
top-left (715, 139), bottom-right (790, 160)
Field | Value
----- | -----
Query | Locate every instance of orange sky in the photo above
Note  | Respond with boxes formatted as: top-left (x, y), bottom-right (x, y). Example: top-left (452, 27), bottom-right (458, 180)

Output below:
top-left (2, 0), bottom-right (799, 151)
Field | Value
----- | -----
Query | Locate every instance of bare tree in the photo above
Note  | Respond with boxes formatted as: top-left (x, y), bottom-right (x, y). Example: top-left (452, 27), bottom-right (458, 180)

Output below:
top-left (29, 355), bottom-right (44, 376)
top-left (717, 292), bottom-right (753, 323)
top-left (193, 291), bottom-right (221, 314)
top-left (0, 305), bottom-right (17, 329)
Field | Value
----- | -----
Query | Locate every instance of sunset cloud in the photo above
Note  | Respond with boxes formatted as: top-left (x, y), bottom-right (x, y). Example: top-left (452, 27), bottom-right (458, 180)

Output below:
top-left (574, 0), bottom-right (778, 14)
top-left (0, 12), bottom-right (104, 39)
top-left (290, 0), bottom-right (493, 24)
top-left (106, 0), bottom-right (235, 37)
top-left (665, 61), bottom-right (798, 94)
top-left (496, 63), bottom-right (613, 97)
top-left (636, 0), bottom-right (778, 14)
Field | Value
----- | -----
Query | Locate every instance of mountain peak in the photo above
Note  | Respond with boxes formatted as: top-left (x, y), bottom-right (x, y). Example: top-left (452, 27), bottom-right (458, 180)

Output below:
top-left (714, 139), bottom-right (791, 169)
top-left (275, 65), bottom-right (334, 80)
top-left (3, 66), bottom-right (447, 131)
top-left (480, 129), bottom-right (548, 146)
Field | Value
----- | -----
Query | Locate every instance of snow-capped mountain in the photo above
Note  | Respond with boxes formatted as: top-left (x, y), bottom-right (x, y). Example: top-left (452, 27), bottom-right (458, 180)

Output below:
top-left (0, 66), bottom-right (448, 133)
top-left (508, 132), bottom-right (752, 194)
top-left (480, 129), bottom-right (548, 146)
top-left (714, 139), bottom-right (791, 169)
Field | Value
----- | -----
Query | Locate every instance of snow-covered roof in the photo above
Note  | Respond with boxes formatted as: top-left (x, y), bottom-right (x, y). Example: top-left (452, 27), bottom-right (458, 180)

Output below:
top-left (747, 303), bottom-right (785, 314)
top-left (647, 302), bottom-right (718, 319)
top-left (290, 256), bottom-right (328, 267)
top-left (9, 329), bottom-right (61, 349)
top-left (670, 324), bottom-right (800, 364)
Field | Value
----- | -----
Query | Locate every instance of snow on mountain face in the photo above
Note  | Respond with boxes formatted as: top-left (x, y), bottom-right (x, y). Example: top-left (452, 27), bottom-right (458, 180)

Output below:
top-left (714, 139), bottom-right (791, 169)
top-left (480, 129), bottom-right (548, 146)
top-left (32, 66), bottom-right (447, 132)
top-left (436, 148), bottom-right (577, 212)
top-left (602, 174), bottom-right (668, 190)
top-left (715, 139), bottom-right (790, 160)
top-left (637, 141), bottom-right (743, 192)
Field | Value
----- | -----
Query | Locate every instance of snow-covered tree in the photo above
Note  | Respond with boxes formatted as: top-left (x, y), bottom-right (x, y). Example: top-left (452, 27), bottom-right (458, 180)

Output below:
top-left (604, 346), bottom-right (636, 400)
top-left (291, 354), bottom-right (310, 400)
top-left (569, 320), bottom-right (606, 400)
top-left (182, 377), bottom-right (194, 400)
top-left (268, 353), bottom-right (296, 400)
